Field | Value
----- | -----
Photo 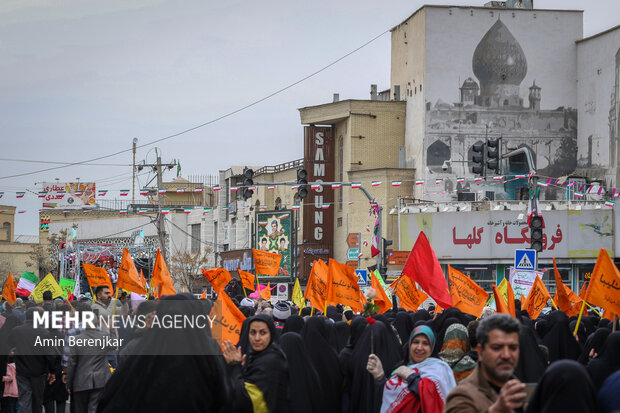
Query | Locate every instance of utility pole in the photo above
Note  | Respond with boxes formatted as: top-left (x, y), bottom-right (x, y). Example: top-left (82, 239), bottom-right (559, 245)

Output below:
top-left (156, 155), bottom-right (167, 262)
top-left (132, 138), bottom-right (138, 205)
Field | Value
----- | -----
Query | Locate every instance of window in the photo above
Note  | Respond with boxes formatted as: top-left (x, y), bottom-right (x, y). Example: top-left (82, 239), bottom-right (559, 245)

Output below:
top-left (191, 224), bottom-right (201, 254)
top-left (337, 217), bottom-right (343, 227)
top-left (450, 264), bottom-right (496, 292)
top-left (427, 140), bottom-right (451, 173)
top-left (275, 197), bottom-right (282, 210)
top-left (538, 264), bottom-right (571, 293)
top-left (2, 222), bottom-right (9, 242)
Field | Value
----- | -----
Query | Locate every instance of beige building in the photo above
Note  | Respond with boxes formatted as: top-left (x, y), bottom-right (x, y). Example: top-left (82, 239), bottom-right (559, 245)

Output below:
top-left (0, 206), bottom-right (39, 279)
top-left (298, 99), bottom-right (413, 275)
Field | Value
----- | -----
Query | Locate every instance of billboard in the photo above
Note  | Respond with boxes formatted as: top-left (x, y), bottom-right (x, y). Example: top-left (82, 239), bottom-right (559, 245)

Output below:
top-left (400, 209), bottom-right (613, 260)
top-left (41, 182), bottom-right (96, 209)
top-left (255, 210), bottom-right (293, 278)
top-left (300, 125), bottom-right (335, 279)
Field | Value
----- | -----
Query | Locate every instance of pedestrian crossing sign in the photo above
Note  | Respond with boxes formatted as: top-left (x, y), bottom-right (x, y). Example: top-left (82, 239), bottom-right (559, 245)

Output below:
top-left (355, 269), bottom-right (368, 286)
top-left (514, 249), bottom-right (536, 270)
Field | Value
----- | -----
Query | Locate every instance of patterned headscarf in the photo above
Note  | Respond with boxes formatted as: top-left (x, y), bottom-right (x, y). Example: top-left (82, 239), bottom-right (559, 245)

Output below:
top-left (409, 325), bottom-right (436, 351)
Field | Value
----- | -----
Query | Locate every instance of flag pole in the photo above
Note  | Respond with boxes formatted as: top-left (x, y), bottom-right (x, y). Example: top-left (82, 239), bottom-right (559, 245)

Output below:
top-left (583, 301), bottom-right (602, 317)
top-left (573, 300), bottom-right (587, 335)
top-left (549, 297), bottom-right (559, 310)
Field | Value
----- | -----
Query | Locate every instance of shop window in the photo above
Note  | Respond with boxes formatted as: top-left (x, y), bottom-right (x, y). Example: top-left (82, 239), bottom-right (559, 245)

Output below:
top-left (537, 264), bottom-right (571, 294)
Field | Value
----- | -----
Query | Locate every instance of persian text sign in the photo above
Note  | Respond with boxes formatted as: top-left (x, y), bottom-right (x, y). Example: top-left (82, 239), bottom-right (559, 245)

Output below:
top-left (42, 182), bottom-right (96, 209)
top-left (400, 209), bottom-right (613, 259)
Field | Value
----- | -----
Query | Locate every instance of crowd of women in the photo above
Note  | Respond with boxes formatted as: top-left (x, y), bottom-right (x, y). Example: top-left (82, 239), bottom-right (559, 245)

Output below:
top-left (1, 292), bottom-right (619, 413)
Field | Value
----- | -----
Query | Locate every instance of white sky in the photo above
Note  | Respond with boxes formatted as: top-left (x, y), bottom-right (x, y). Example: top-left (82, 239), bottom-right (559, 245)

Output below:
top-left (1, 0), bottom-right (618, 235)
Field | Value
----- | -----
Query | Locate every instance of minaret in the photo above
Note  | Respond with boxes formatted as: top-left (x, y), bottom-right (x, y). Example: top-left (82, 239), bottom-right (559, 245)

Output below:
top-left (528, 81), bottom-right (541, 110)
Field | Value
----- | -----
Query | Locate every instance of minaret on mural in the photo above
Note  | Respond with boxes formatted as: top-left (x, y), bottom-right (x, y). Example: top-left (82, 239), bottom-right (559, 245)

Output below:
top-left (528, 81), bottom-right (541, 110)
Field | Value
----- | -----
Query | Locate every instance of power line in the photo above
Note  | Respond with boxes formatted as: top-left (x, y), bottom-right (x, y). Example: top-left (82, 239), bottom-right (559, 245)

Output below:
top-left (0, 158), bottom-right (131, 167)
top-left (0, 28), bottom-right (390, 181)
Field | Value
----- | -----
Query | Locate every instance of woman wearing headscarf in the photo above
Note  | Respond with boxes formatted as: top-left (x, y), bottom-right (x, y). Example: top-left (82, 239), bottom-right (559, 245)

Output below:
top-left (282, 315), bottom-right (304, 334)
top-left (393, 312), bottom-right (414, 346)
top-left (279, 333), bottom-right (325, 413)
top-left (338, 317), bottom-right (367, 413)
top-left (541, 311), bottom-right (582, 362)
top-left (223, 314), bottom-right (289, 413)
top-left (587, 331), bottom-right (620, 389)
top-left (334, 321), bottom-right (351, 353)
top-left (345, 319), bottom-right (403, 413)
top-left (438, 324), bottom-right (476, 382)
top-left (302, 317), bottom-right (343, 413)
top-left (525, 360), bottom-right (598, 413)
top-left (367, 325), bottom-right (456, 413)
top-left (412, 309), bottom-right (431, 325)
top-left (96, 294), bottom-right (230, 413)
top-left (577, 328), bottom-right (610, 365)
top-left (513, 324), bottom-right (548, 383)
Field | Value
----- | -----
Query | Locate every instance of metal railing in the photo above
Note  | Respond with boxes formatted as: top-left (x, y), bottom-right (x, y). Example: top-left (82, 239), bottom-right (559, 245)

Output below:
top-left (254, 159), bottom-right (303, 177)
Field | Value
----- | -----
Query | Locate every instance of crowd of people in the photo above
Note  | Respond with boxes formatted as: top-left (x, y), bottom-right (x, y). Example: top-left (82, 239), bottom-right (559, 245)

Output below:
top-left (0, 283), bottom-right (619, 413)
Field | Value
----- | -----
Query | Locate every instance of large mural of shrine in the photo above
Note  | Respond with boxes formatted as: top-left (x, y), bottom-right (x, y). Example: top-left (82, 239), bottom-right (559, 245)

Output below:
top-left (423, 14), bottom-right (579, 200)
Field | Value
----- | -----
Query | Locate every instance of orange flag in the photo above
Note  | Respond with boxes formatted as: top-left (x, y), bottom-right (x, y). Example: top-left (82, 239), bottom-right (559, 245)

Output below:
top-left (117, 248), bottom-right (148, 295)
top-left (82, 263), bottom-right (113, 292)
top-left (238, 269), bottom-right (256, 291)
top-left (578, 281), bottom-right (588, 299)
top-left (552, 258), bottom-right (581, 316)
top-left (327, 259), bottom-right (363, 312)
top-left (506, 280), bottom-right (516, 317)
top-left (151, 249), bottom-right (176, 298)
top-left (199, 290), bottom-right (207, 299)
top-left (448, 266), bottom-right (489, 318)
top-left (260, 282), bottom-right (272, 300)
top-left (493, 284), bottom-right (512, 315)
top-left (394, 275), bottom-right (428, 312)
top-left (304, 260), bottom-right (330, 311)
top-left (201, 268), bottom-right (232, 294)
top-left (209, 291), bottom-right (246, 346)
top-left (139, 269), bottom-right (147, 288)
top-left (252, 249), bottom-right (282, 276)
top-left (371, 272), bottom-right (391, 314)
top-left (2, 273), bottom-right (17, 304)
top-left (524, 276), bottom-right (552, 319)
top-left (402, 232), bottom-right (452, 309)
top-left (584, 248), bottom-right (620, 316)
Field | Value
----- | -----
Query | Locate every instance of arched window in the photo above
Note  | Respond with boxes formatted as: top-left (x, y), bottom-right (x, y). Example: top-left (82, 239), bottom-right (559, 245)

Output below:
top-left (427, 140), bottom-right (451, 173)
top-left (275, 197), bottom-right (282, 210)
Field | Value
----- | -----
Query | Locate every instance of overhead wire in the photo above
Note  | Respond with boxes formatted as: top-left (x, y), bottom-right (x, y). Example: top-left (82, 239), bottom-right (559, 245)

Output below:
top-left (0, 28), bottom-right (390, 180)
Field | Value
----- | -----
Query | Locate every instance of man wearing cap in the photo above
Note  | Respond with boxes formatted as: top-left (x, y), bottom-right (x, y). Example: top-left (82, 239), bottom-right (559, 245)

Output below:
top-left (444, 314), bottom-right (526, 413)
top-left (272, 302), bottom-right (291, 331)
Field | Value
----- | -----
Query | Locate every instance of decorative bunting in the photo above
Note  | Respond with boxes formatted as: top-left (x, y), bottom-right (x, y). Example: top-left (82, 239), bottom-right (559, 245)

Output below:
top-left (203, 207), bottom-right (213, 213)
top-left (291, 204), bottom-right (300, 210)
top-left (391, 181), bottom-right (402, 187)
top-left (0, 192), bottom-right (4, 198)
top-left (267, 185), bottom-right (276, 190)
top-left (16, 192), bottom-right (25, 198)
top-left (138, 209), bottom-right (147, 215)
top-left (371, 181), bottom-right (382, 187)
top-left (474, 177), bottom-right (484, 182)
top-left (331, 183), bottom-right (341, 189)
top-left (514, 174), bottom-right (526, 179)
top-left (183, 208), bottom-right (192, 214)
top-left (230, 187), bottom-right (239, 192)
top-left (351, 183), bottom-right (361, 188)
top-left (493, 176), bottom-right (503, 181)
top-left (311, 184), bottom-right (321, 190)
top-left (321, 203), bottom-right (330, 209)
top-left (161, 208), bottom-right (170, 214)
top-left (574, 192), bottom-right (584, 198)
top-left (435, 178), bottom-right (443, 184)
top-left (213, 186), bottom-right (221, 191)
top-left (456, 178), bottom-right (465, 183)
top-left (415, 180), bottom-right (424, 185)
top-left (194, 187), bottom-right (203, 193)
top-left (120, 189), bottom-right (130, 196)
top-left (537, 181), bottom-right (549, 187)
top-left (158, 188), bottom-right (167, 194)
top-left (17, 210), bottom-right (26, 214)
top-left (38, 191), bottom-right (46, 198)
top-left (604, 200), bottom-right (615, 207)
top-left (291, 184), bottom-right (300, 190)
top-left (139, 189), bottom-right (149, 195)
top-left (97, 190), bottom-right (108, 196)
top-left (119, 209), bottom-right (127, 215)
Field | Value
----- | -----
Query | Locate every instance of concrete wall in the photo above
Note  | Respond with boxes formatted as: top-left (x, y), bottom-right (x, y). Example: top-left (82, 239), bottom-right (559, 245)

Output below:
top-left (391, 8), bottom-right (427, 197)
top-left (577, 26), bottom-right (620, 186)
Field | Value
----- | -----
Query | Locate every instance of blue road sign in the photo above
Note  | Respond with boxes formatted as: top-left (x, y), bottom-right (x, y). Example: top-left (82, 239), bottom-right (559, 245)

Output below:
top-left (355, 269), bottom-right (368, 286)
top-left (514, 249), bottom-right (537, 270)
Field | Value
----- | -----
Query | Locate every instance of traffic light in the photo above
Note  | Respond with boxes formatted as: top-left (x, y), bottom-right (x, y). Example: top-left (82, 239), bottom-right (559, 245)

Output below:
top-left (530, 214), bottom-right (544, 252)
top-left (382, 238), bottom-right (393, 272)
top-left (471, 143), bottom-right (485, 176)
top-left (297, 168), bottom-right (308, 199)
top-left (487, 138), bottom-right (501, 174)
top-left (242, 167), bottom-right (254, 200)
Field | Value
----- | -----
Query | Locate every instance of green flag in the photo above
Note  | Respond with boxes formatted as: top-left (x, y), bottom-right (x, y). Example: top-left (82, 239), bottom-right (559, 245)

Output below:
top-left (59, 278), bottom-right (76, 299)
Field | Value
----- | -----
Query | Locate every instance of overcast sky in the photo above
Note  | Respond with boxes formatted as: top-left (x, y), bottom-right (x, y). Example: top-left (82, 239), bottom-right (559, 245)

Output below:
top-left (1, 0), bottom-right (618, 236)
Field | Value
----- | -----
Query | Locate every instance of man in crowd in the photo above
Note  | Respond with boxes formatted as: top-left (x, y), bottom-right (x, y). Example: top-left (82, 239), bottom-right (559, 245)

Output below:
top-left (9, 308), bottom-right (57, 413)
top-left (444, 313), bottom-right (527, 413)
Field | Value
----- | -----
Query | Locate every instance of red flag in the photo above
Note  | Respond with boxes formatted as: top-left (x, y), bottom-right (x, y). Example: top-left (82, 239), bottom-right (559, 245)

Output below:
top-left (402, 232), bottom-right (451, 309)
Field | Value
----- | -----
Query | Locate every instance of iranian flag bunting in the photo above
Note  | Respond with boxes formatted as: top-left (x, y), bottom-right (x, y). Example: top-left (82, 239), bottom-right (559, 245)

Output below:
top-left (16, 272), bottom-right (38, 297)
